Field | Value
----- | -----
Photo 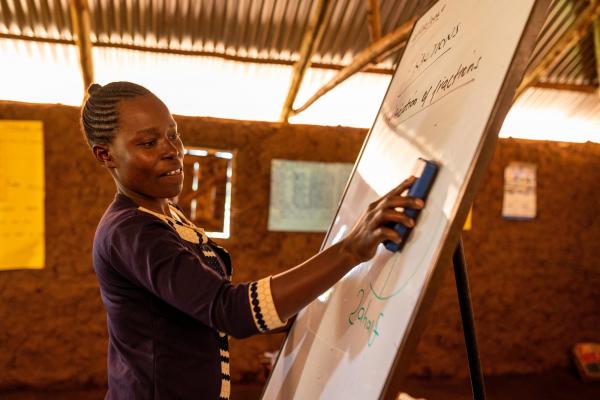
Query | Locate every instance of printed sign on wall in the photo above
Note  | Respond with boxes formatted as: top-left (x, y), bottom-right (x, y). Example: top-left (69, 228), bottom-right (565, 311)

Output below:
top-left (502, 161), bottom-right (537, 220)
top-left (268, 160), bottom-right (353, 232)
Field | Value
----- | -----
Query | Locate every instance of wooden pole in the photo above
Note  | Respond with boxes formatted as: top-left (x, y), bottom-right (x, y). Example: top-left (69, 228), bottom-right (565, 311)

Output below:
top-left (279, 0), bottom-right (330, 122)
top-left (69, 0), bottom-right (95, 96)
top-left (366, 0), bottom-right (382, 43)
top-left (593, 17), bottom-right (600, 96)
top-left (530, 81), bottom-right (597, 93)
top-left (291, 16), bottom-right (416, 116)
top-left (367, 39), bottom-right (406, 69)
top-left (0, 32), bottom-right (396, 74)
top-left (515, 0), bottom-right (600, 98)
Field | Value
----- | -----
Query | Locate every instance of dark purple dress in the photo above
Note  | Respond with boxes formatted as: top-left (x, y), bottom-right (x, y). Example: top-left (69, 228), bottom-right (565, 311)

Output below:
top-left (93, 193), bottom-right (285, 399)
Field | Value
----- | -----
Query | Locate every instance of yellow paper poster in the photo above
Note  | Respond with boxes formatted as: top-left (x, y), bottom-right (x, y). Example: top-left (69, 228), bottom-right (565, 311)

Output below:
top-left (0, 120), bottom-right (45, 269)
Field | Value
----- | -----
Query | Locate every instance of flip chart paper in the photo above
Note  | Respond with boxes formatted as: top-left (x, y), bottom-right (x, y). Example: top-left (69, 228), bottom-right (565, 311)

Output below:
top-left (268, 160), bottom-right (353, 232)
top-left (0, 120), bottom-right (45, 270)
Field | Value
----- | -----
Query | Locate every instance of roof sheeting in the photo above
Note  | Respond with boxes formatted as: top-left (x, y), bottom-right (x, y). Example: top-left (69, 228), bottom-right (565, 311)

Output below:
top-left (501, 86), bottom-right (600, 142)
top-left (12, 0), bottom-right (580, 72)
top-left (0, 0), bottom-right (599, 141)
top-left (1, 0), bottom-right (596, 81)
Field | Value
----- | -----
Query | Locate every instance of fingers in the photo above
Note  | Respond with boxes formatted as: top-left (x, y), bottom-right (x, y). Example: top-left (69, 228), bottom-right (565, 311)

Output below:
top-left (360, 176), bottom-right (428, 252)
top-left (373, 226), bottom-right (403, 245)
top-left (368, 180), bottom-right (425, 227)
top-left (374, 176), bottom-right (416, 205)
top-left (392, 175), bottom-right (417, 195)
top-left (384, 195), bottom-right (424, 210)
top-left (369, 195), bottom-right (425, 233)
top-left (369, 176), bottom-right (418, 210)
top-left (377, 209), bottom-right (416, 228)
top-left (368, 199), bottom-right (421, 229)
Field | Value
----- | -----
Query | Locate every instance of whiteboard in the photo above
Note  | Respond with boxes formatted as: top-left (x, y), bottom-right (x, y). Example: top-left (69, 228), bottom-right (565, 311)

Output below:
top-left (262, 1), bottom-right (547, 399)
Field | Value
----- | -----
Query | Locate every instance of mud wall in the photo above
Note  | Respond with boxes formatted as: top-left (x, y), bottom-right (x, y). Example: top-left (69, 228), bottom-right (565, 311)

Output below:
top-left (0, 100), bottom-right (598, 389)
top-left (412, 138), bottom-right (600, 377)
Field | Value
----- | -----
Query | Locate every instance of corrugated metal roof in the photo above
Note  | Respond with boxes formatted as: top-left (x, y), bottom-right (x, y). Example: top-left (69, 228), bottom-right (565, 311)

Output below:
top-left (1, 1), bottom-right (596, 81)
top-left (0, 1), bottom-right (594, 73)
top-left (501, 86), bottom-right (600, 142)
top-left (526, 0), bottom-right (598, 86)
top-left (0, 0), bottom-right (599, 140)
top-left (0, 0), bottom-right (471, 70)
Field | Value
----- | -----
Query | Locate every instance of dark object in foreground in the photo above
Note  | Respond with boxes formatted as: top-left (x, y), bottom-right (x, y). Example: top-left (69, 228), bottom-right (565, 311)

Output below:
top-left (573, 343), bottom-right (600, 381)
top-left (453, 238), bottom-right (487, 400)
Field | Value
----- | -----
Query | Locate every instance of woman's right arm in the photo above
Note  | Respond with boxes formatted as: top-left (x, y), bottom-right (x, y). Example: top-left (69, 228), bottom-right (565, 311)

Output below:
top-left (270, 176), bottom-right (424, 321)
top-left (106, 176), bottom-right (423, 338)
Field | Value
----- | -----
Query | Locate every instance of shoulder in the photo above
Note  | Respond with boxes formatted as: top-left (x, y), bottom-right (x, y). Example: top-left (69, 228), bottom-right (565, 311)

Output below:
top-left (94, 196), bottom-right (174, 251)
top-left (93, 202), bottom-right (186, 278)
top-left (101, 207), bottom-right (173, 244)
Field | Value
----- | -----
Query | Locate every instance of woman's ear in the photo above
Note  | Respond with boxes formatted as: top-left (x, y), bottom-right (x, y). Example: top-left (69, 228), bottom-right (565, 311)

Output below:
top-left (92, 144), bottom-right (116, 168)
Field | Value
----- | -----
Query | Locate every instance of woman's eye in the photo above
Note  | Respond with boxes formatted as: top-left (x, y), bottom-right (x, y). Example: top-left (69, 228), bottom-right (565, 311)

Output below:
top-left (169, 132), bottom-right (180, 140)
top-left (141, 140), bottom-right (156, 147)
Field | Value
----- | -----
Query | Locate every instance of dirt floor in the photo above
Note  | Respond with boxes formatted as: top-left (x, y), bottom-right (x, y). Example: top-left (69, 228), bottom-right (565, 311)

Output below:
top-left (1, 370), bottom-right (599, 400)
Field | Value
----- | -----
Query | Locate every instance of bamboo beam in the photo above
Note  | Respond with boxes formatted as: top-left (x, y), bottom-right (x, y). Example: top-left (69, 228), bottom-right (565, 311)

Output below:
top-left (366, 0), bottom-right (382, 43)
top-left (367, 39), bottom-right (406, 69)
top-left (593, 17), bottom-right (600, 96)
top-left (279, 0), bottom-right (331, 122)
top-left (366, 0), bottom-right (390, 67)
top-left (291, 16), bottom-right (416, 117)
top-left (69, 0), bottom-right (94, 94)
top-left (531, 81), bottom-right (597, 94)
top-left (515, 0), bottom-right (600, 98)
top-left (0, 32), bottom-right (396, 75)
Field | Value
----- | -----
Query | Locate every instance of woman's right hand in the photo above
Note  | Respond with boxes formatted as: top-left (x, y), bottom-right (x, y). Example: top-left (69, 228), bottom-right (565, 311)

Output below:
top-left (270, 176), bottom-right (425, 320)
top-left (340, 176), bottom-right (425, 265)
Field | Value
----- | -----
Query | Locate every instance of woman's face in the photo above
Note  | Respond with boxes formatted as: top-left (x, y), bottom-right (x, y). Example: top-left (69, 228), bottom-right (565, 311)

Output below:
top-left (105, 93), bottom-right (185, 202)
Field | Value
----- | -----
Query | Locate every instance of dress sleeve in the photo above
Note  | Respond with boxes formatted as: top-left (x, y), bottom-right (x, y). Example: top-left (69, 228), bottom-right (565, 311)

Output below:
top-left (109, 213), bottom-right (286, 338)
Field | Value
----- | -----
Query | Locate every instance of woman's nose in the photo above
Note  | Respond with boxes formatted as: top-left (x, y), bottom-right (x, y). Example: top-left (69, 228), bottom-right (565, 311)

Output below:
top-left (162, 139), bottom-right (181, 158)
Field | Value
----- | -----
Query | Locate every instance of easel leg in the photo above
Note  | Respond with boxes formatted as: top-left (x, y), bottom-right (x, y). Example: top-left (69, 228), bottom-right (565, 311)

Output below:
top-left (453, 237), bottom-right (487, 400)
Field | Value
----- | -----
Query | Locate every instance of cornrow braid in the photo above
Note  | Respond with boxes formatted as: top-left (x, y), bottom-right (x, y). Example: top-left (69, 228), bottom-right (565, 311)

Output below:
top-left (81, 81), bottom-right (151, 147)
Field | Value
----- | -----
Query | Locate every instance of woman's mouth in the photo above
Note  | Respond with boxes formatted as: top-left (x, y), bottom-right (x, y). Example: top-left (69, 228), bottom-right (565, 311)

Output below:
top-left (161, 168), bottom-right (183, 177)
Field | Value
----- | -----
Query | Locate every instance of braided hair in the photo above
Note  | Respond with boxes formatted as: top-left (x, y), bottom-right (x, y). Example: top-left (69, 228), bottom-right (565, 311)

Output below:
top-left (81, 81), bottom-right (151, 147)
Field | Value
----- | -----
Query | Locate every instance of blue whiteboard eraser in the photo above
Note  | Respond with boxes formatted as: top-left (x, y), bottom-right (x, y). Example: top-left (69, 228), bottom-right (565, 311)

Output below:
top-left (384, 158), bottom-right (439, 252)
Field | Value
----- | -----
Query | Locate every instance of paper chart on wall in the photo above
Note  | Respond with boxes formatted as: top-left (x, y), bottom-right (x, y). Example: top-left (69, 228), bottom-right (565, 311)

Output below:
top-left (268, 160), bottom-right (353, 232)
top-left (0, 120), bottom-right (45, 270)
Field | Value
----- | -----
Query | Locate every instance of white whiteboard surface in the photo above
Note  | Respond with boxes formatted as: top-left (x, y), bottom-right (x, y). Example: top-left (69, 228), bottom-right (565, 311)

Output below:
top-left (263, 1), bottom-right (542, 399)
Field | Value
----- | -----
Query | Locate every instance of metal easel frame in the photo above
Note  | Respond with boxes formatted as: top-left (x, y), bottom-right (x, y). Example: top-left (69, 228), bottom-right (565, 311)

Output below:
top-left (453, 237), bottom-right (486, 400)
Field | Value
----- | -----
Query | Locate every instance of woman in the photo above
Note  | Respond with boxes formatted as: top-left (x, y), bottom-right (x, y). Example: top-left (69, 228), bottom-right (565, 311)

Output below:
top-left (82, 81), bottom-right (423, 400)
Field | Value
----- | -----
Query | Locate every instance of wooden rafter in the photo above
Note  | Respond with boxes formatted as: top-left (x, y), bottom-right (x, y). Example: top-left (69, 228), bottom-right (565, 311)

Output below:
top-left (593, 17), bottom-right (600, 96)
top-left (279, 0), bottom-right (331, 123)
top-left (69, 0), bottom-right (94, 95)
top-left (367, 39), bottom-right (406, 69)
top-left (0, 32), bottom-right (396, 75)
top-left (515, 0), bottom-right (600, 98)
top-left (531, 81), bottom-right (597, 93)
top-left (366, 0), bottom-right (382, 43)
top-left (291, 16), bottom-right (416, 117)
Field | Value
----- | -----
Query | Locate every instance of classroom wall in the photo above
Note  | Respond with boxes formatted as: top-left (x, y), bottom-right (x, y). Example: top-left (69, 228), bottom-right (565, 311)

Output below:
top-left (0, 101), bottom-right (598, 390)
top-left (412, 138), bottom-right (600, 377)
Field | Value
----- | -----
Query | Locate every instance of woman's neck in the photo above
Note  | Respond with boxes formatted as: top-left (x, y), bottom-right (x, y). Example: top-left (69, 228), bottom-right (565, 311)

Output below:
top-left (116, 184), bottom-right (171, 217)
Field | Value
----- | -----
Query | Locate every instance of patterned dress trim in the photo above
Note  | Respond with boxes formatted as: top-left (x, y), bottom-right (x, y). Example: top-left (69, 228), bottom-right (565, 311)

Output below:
top-left (137, 205), bottom-right (209, 245)
top-left (248, 277), bottom-right (287, 332)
